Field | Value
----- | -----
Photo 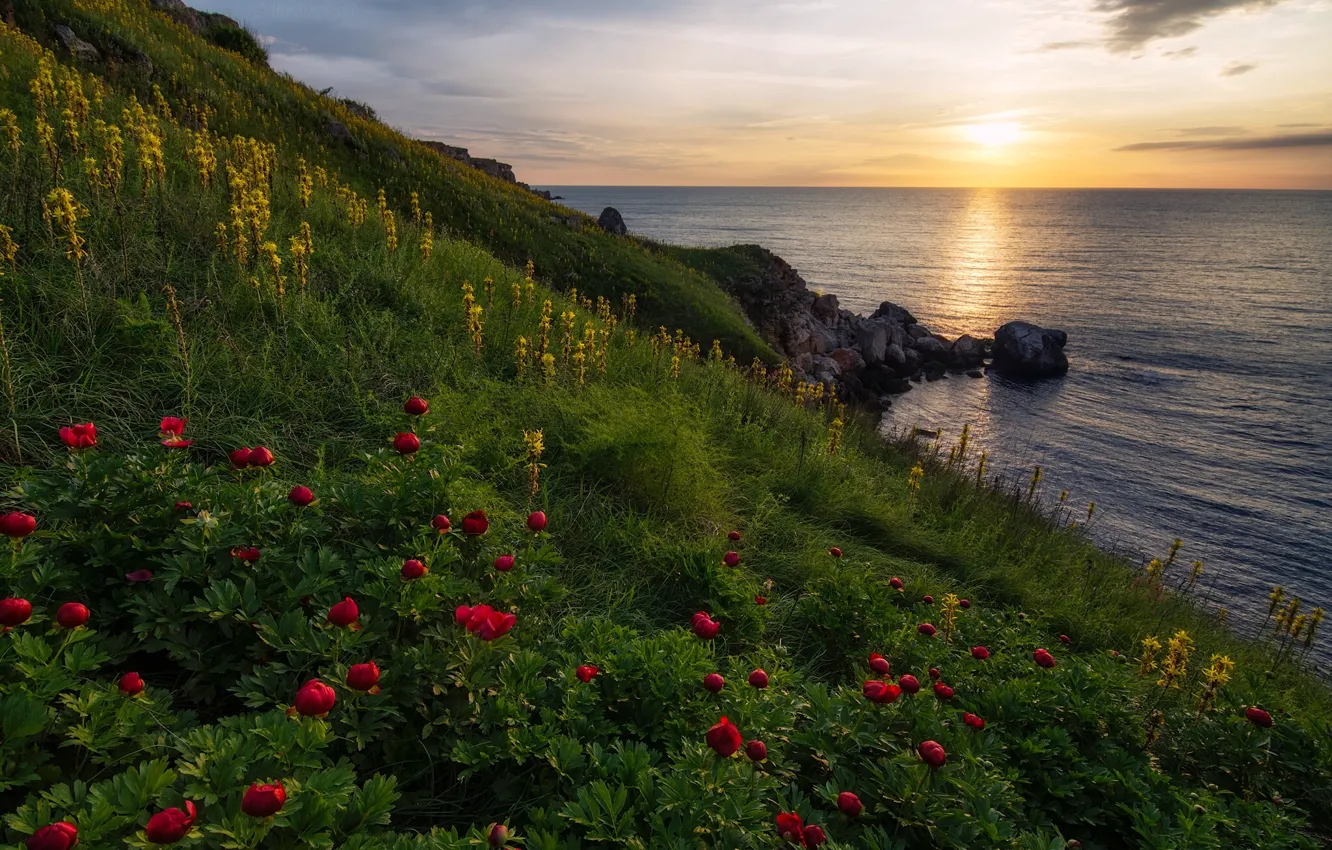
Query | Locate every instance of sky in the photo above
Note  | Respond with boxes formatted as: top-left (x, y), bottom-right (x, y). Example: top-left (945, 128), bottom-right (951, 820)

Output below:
top-left (204, 0), bottom-right (1332, 188)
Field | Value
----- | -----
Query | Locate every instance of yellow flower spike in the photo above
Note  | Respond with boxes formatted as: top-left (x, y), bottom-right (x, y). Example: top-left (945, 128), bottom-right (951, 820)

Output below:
top-left (43, 189), bottom-right (86, 264)
top-left (1, 108), bottom-right (22, 166)
top-left (384, 210), bottom-right (398, 252)
top-left (1026, 466), bottom-right (1043, 501)
top-left (939, 593), bottom-right (961, 642)
top-left (0, 225), bottom-right (18, 273)
top-left (975, 451), bottom-right (988, 488)
top-left (1156, 630), bottom-right (1193, 689)
top-left (297, 158), bottom-right (312, 207)
top-left (410, 191), bottom-right (421, 226)
top-left (908, 463), bottom-right (925, 505)
top-left (524, 429), bottom-right (545, 499)
top-left (420, 213), bottom-right (433, 261)
top-left (669, 354), bottom-right (680, 381)
top-left (1138, 635), bottom-right (1162, 676)
top-left (541, 352), bottom-right (556, 383)
top-left (514, 336), bottom-right (530, 381)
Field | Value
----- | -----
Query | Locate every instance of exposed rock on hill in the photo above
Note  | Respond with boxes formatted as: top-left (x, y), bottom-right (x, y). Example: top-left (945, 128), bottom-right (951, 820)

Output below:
top-left (418, 140), bottom-right (554, 199)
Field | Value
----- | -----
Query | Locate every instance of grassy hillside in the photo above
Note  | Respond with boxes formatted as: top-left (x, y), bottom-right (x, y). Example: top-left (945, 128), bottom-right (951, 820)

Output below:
top-left (1, 3), bottom-right (1330, 849)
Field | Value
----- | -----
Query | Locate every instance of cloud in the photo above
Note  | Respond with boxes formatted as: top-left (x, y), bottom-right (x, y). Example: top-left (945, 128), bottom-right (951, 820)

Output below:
top-left (1162, 46), bottom-right (1197, 58)
top-left (1220, 61), bottom-right (1256, 76)
top-left (1093, 0), bottom-right (1284, 51)
top-left (1115, 132), bottom-right (1332, 151)
top-left (1039, 40), bottom-right (1097, 51)
top-left (1175, 125), bottom-right (1245, 135)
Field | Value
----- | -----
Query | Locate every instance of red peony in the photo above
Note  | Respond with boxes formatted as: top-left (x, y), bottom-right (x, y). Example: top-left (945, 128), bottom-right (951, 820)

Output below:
top-left (144, 800), bottom-right (197, 844)
top-left (289, 485), bottom-right (314, 506)
top-left (837, 791), bottom-right (863, 818)
top-left (576, 664), bottom-right (599, 683)
top-left (292, 679), bottom-right (336, 717)
top-left (928, 667), bottom-right (941, 680)
top-left (118, 672), bottom-right (145, 696)
top-left (404, 396), bottom-right (430, 416)
top-left (161, 438), bottom-right (193, 449)
top-left (748, 668), bottom-right (769, 689)
top-left (932, 682), bottom-right (954, 700)
top-left (691, 612), bottom-right (720, 640)
top-left (775, 812), bottom-right (803, 843)
top-left (917, 623), bottom-right (936, 637)
top-left (1245, 706), bottom-right (1273, 728)
top-left (59, 422), bottom-right (97, 450)
top-left (1, 597), bottom-right (33, 627)
top-left (346, 662), bottom-right (381, 692)
top-left (327, 597), bottom-right (359, 628)
top-left (918, 740), bottom-right (947, 767)
top-left (26, 821), bottom-right (78, 850)
top-left (493, 554), bottom-right (515, 572)
top-left (527, 510), bottom-right (547, 532)
top-left (487, 823), bottom-right (509, 847)
top-left (248, 446), bottom-right (275, 467)
top-left (1060, 634), bottom-right (1071, 644)
top-left (431, 514), bottom-right (451, 532)
top-left (56, 602), bottom-right (90, 629)
top-left (229, 447), bottom-right (253, 468)
top-left (705, 715), bottom-right (742, 757)
top-left (125, 568), bottom-right (153, 583)
top-left (922, 594), bottom-right (934, 604)
top-left (1, 511), bottom-right (37, 538)
top-left (869, 652), bottom-right (890, 675)
top-left (241, 782), bottom-right (285, 818)
top-left (401, 559), bottom-right (428, 580)
top-left (231, 547), bottom-right (261, 562)
top-left (392, 432), bottom-right (421, 455)
top-left (745, 739), bottom-right (767, 761)
top-left (703, 673), bottom-right (725, 693)
top-left (960, 598), bottom-right (971, 609)
top-left (455, 604), bottom-right (477, 626)
top-left (1033, 648), bottom-right (1057, 669)
top-left (461, 509), bottom-right (489, 536)
top-left (829, 547), bottom-right (842, 558)
top-left (863, 680), bottom-right (901, 704)
top-left (723, 550), bottom-right (740, 567)
top-left (971, 646), bottom-right (990, 660)
top-left (802, 824), bottom-right (826, 847)
top-left (898, 674), bottom-right (920, 695)
top-left (889, 576), bottom-right (904, 590)
top-left (476, 610), bottom-right (516, 641)
top-left (159, 416), bottom-right (186, 436)
top-left (728, 530), bottom-right (741, 541)
top-left (174, 501), bottom-right (193, 512)
top-left (755, 595), bottom-right (768, 605)
top-left (964, 712), bottom-right (987, 730)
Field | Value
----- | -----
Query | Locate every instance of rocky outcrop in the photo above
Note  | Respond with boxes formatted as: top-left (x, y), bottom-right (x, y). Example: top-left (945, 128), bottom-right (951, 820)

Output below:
top-left (54, 25), bottom-right (100, 62)
top-left (992, 321), bottom-right (1069, 378)
top-left (598, 207), bottom-right (627, 236)
top-left (419, 141), bottom-right (555, 201)
top-left (149, 0), bottom-right (239, 34)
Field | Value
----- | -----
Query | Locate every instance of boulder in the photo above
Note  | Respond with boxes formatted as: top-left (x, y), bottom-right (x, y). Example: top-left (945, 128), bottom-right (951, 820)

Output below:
top-left (912, 336), bottom-right (949, 361)
top-left (597, 207), bottom-right (627, 236)
top-left (54, 25), bottom-right (100, 62)
top-left (923, 361), bottom-right (947, 381)
top-left (811, 293), bottom-right (839, 325)
top-left (907, 323), bottom-right (931, 340)
top-left (855, 319), bottom-right (890, 365)
top-left (992, 321), bottom-right (1069, 378)
top-left (951, 334), bottom-right (985, 368)
top-left (967, 369), bottom-right (984, 378)
top-left (884, 342), bottom-right (907, 370)
top-left (860, 364), bottom-right (898, 392)
top-left (871, 301), bottom-right (916, 326)
top-left (829, 347), bottom-right (866, 375)
top-left (811, 354), bottom-right (841, 384)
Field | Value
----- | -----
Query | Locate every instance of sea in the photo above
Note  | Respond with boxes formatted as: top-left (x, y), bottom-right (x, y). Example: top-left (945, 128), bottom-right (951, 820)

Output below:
top-left (550, 187), bottom-right (1332, 657)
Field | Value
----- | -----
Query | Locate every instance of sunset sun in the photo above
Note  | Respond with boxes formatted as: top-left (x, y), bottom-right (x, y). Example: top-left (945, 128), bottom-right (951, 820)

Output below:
top-left (964, 121), bottom-right (1022, 147)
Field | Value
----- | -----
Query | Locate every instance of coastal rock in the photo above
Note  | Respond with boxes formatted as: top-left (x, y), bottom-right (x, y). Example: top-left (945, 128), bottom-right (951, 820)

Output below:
top-left (992, 321), bottom-right (1069, 378)
top-left (884, 342), bottom-right (907, 370)
top-left (855, 319), bottom-right (889, 365)
top-left (598, 207), bottom-right (627, 236)
top-left (907, 323), bottom-right (931, 340)
top-left (871, 301), bottom-right (916, 326)
top-left (951, 334), bottom-right (985, 368)
top-left (923, 361), bottom-right (947, 381)
top-left (912, 336), bottom-right (949, 361)
top-left (811, 293), bottom-right (840, 325)
top-left (54, 25), bottom-right (101, 62)
top-left (829, 347), bottom-right (866, 374)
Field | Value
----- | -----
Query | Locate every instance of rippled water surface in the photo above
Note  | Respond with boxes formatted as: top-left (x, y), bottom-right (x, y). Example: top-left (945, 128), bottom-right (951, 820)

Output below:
top-left (552, 187), bottom-right (1332, 641)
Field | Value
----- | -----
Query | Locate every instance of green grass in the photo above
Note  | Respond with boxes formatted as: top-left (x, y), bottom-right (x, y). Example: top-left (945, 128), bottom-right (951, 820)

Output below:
top-left (0, 3), bottom-right (1330, 849)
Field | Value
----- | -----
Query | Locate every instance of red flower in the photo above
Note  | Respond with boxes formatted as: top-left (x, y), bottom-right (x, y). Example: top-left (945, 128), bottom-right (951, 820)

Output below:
top-left (527, 510), bottom-right (547, 532)
top-left (1, 511), bottom-right (37, 538)
top-left (889, 577), bottom-right (904, 590)
top-left (455, 604), bottom-right (477, 626)
top-left (922, 594), bottom-right (934, 604)
top-left (229, 448), bottom-right (253, 468)
top-left (971, 646), bottom-right (990, 660)
top-left (493, 554), bottom-right (515, 572)
top-left (917, 623), bottom-right (936, 637)
top-left (960, 598), bottom-right (971, 609)
top-left (231, 547), bottom-right (261, 563)
top-left (393, 432), bottom-right (421, 455)
top-left (576, 664), bottom-right (599, 683)
top-left (26, 821), bottom-right (78, 850)
top-left (346, 661), bottom-right (381, 692)
top-left (963, 712), bottom-right (986, 730)
top-left (241, 782), bottom-right (286, 818)
top-left (918, 740), bottom-right (947, 767)
top-left (837, 791), bottom-right (862, 818)
top-left (401, 559), bottom-right (428, 580)
top-left (1245, 706), bottom-right (1273, 728)
top-left (487, 823), bottom-right (509, 847)
top-left (125, 569), bottom-right (153, 582)
top-left (119, 672), bottom-right (145, 696)
top-left (1060, 634), bottom-right (1071, 644)
top-left (431, 514), bottom-right (451, 532)
top-left (327, 597), bottom-right (359, 628)
top-left (1033, 648), bottom-right (1057, 669)
top-left (703, 673), bottom-right (725, 693)
top-left (476, 610), bottom-right (516, 641)
top-left (1, 597), bottom-right (33, 627)
top-left (56, 602), bottom-right (90, 629)
top-left (863, 680), bottom-right (901, 704)
top-left (728, 530), bottom-right (741, 541)
top-left (161, 438), bottom-right (193, 449)
top-left (829, 547), bottom-right (842, 558)
top-left (802, 825), bottom-right (826, 847)
top-left (248, 446), bottom-right (275, 467)
top-left (289, 485), bottom-right (314, 506)
top-left (144, 800), bottom-right (197, 844)
top-left (691, 612), bottom-right (720, 640)
top-left (174, 501), bottom-right (193, 512)
top-left (745, 739), bottom-right (767, 761)
top-left (292, 679), bottom-right (336, 716)
top-left (462, 510), bottom-right (489, 536)
top-left (748, 668), bottom-right (769, 689)
top-left (775, 812), bottom-right (804, 843)
top-left (159, 416), bottom-right (186, 436)
top-left (755, 595), bottom-right (768, 605)
top-left (59, 422), bottom-right (97, 450)
top-left (932, 682), bottom-right (954, 700)
top-left (404, 396), bottom-right (430, 416)
top-left (705, 715), bottom-right (742, 757)
top-left (723, 550), bottom-right (740, 567)
top-left (868, 652), bottom-right (890, 675)
top-left (928, 667), bottom-right (941, 680)
top-left (898, 674), bottom-right (920, 695)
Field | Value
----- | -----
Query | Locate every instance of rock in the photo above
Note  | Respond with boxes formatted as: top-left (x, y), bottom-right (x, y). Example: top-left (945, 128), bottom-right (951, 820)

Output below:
top-left (597, 207), bottom-right (627, 236)
top-left (860, 364), bottom-right (898, 392)
top-left (871, 301), bottom-right (916, 326)
top-left (811, 354), bottom-right (841, 384)
top-left (951, 334), bottom-right (985, 368)
top-left (907, 323), bottom-right (931, 340)
top-left (472, 158), bottom-right (516, 183)
top-left (829, 347), bottom-right (866, 375)
top-left (884, 342), bottom-right (907, 370)
top-left (904, 348), bottom-right (922, 372)
top-left (912, 336), bottom-right (949, 361)
top-left (549, 214), bottom-right (583, 232)
top-left (967, 369), bottom-right (984, 378)
top-left (855, 319), bottom-right (890, 365)
top-left (323, 118), bottom-right (364, 152)
top-left (923, 361), bottom-right (947, 381)
top-left (992, 321), bottom-right (1070, 378)
top-left (884, 377), bottom-right (914, 394)
top-left (811, 293), bottom-right (839, 325)
top-left (54, 25), bottom-right (100, 62)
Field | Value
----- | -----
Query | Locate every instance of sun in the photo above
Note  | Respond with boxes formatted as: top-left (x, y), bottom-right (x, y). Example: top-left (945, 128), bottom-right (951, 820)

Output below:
top-left (964, 121), bottom-right (1022, 147)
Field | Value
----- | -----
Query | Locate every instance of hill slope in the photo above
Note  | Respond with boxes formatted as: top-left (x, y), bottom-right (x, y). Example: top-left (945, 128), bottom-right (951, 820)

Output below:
top-left (0, 4), bottom-right (1329, 849)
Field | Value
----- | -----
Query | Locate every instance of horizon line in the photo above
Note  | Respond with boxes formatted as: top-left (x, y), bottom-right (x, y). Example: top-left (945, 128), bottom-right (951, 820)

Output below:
top-left (533, 184), bottom-right (1332, 192)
